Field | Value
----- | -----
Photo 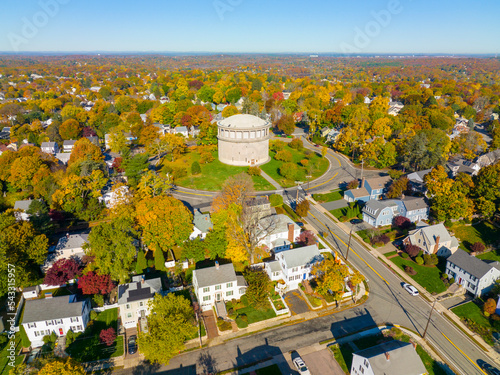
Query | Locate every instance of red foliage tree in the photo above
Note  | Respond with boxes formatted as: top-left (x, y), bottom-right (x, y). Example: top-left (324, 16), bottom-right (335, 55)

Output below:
top-left (99, 327), bottom-right (116, 346)
top-left (404, 244), bottom-right (421, 258)
top-left (78, 271), bottom-right (115, 295)
top-left (44, 258), bottom-right (81, 286)
top-left (296, 230), bottom-right (316, 246)
top-left (111, 157), bottom-right (123, 173)
top-left (82, 126), bottom-right (97, 137)
top-left (393, 216), bottom-right (411, 230)
top-left (471, 242), bottom-right (485, 253)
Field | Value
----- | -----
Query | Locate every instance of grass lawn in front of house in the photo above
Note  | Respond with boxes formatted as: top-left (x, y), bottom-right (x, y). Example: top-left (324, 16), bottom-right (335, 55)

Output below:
top-left (478, 249), bottom-right (500, 262)
top-left (387, 255), bottom-right (447, 294)
top-left (451, 221), bottom-right (500, 251)
top-left (313, 190), bottom-right (344, 203)
top-left (227, 298), bottom-right (276, 329)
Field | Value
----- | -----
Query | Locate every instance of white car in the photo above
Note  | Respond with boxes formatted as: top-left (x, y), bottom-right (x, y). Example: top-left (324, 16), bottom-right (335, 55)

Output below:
top-left (292, 356), bottom-right (311, 375)
top-left (403, 283), bottom-right (419, 296)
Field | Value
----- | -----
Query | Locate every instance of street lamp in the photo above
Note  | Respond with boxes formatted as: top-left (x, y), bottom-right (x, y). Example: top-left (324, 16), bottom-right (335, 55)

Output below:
top-left (306, 175), bottom-right (312, 192)
top-left (294, 181), bottom-right (302, 209)
top-left (346, 226), bottom-right (353, 261)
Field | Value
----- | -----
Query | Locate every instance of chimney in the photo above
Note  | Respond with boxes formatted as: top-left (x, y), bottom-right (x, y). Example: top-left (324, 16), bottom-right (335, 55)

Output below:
top-left (66, 232), bottom-right (69, 238)
top-left (141, 275), bottom-right (145, 284)
top-left (384, 352), bottom-right (390, 361)
top-left (215, 261), bottom-right (219, 270)
top-left (433, 236), bottom-right (440, 254)
top-left (401, 193), bottom-right (405, 200)
top-left (361, 177), bottom-right (366, 189)
top-left (288, 223), bottom-right (294, 243)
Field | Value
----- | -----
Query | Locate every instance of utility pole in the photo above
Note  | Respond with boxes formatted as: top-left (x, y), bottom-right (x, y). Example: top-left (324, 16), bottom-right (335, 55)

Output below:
top-left (294, 181), bottom-right (302, 210)
top-left (360, 159), bottom-right (364, 181)
top-left (346, 226), bottom-right (353, 261)
top-left (423, 299), bottom-right (436, 339)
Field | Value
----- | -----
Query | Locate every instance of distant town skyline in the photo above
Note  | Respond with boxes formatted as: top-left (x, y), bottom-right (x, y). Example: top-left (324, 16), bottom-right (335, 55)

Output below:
top-left (0, 0), bottom-right (499, 54)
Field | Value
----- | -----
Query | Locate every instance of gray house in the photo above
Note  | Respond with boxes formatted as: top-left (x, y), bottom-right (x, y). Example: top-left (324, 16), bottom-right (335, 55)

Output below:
top-left (403, 222), bottom-right (459, 257)
top-left (14, 199), bottom-right (39, 221)
top-left (407, 169), bottom-right (432, 193)
top-left (344, 176), bottom-right (392, 203)
top-left (189, 209), bottom-right (213, 240)
top-left (362, 197), bottom-right (429, 228)
top-left (40, 141), bottom-right (59, 154)
top-left (445, 249), bottom-right (500, 297)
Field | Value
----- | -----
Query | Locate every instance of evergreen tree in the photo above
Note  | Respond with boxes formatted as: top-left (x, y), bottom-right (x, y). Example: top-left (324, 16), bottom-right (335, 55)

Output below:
top-left (155, 250), bottom-right (166, 271)
top-left (136, 251), bottom-right (147, 274)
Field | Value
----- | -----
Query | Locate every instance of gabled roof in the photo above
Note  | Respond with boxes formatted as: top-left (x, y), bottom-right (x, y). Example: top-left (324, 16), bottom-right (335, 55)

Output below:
top-left (280, 244), bottom-right (323, 269)
top-left (54, 233), bottom-right (89, 252)
top-left (447, 249), bottom-right (500, 279)
top-left (346, 187), bottom-right (370, 198)
top-left (63, 140), bottom-right (76, 146)
top-left (365, 175), bottom-right (392, 190)
top-left (193, 263), bottom-right (238, 289)
top-left (22, 295), bottom-right (88, 324)
top-left (40, 141), bottom-right (57, 148)
top-left (362, 199), bottom-right (398, 219)
top-left (14, 199), bottom-right (37, 212)
top-left (193, 209), bottom-right (213, 233)
top-left (353, 340), bottom-right (426, 375)
top-left (259, 214), bottom-right (299, 236)
top-left (406, 169), bottom-right (432, 183)
top-left (401, 196), bottom-right (428, 212)
top-left (118, 275), bottom-right (162, 304)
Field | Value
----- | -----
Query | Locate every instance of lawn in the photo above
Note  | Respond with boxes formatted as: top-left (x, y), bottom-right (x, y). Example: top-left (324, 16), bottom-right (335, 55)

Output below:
top-left (170, 151), bottom-right (274, 191)
top-left (478, 249), bottom-right (500, 262)
top-left (387, 254), bottom-right (447, 294)
top-left (451, 221), bottom-right (500, 251)
top-left (313, 190), bottom-right (344, 203)
top-left (0, 335), bottom-right (24, 375)
top-left (260, 144), bottom-right (329, 188)
top-left (452, 301), bottom-right (498, 345)
top-left (227, 299), bottom-right (276, 329)
top-left (66, 308), bottom-right (123, 362)
top-left (329, 344), bottom-right (350, 374)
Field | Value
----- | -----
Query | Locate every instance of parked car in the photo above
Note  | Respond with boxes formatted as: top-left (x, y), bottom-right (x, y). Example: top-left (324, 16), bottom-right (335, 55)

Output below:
top-left (350, 218), bottom-right (363, 224)
top-left (480, 360), bottom-right (500, 375)
top-left (128, 335), bottom-right (137, 355)
top-left (291, 352), bottom-right (311, 375)
top-left (26, 348), bottom-right (41, 364)
top-left (402, 283), bottom-right (419, 296)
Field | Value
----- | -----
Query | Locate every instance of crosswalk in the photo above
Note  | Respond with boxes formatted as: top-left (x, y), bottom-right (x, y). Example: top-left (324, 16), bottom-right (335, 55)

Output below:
top-left (284, 196), bottom-right (305, 206)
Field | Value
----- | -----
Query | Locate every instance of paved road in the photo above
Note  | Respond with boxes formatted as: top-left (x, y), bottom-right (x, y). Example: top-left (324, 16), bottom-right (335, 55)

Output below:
top-left (306, 204), bottom-right (492, 375)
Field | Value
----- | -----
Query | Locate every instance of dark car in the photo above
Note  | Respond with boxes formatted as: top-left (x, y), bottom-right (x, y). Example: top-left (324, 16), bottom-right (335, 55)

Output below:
top-left (350, 218), bottom-right (362, 224)
top-left (127, 335), bottom-right (137, 355)
top-left (480, 360), bottom-right (500, 375)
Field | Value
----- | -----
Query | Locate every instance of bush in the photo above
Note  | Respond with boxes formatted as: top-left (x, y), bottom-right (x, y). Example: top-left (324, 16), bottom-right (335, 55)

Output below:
top-left (471, 242), bottom-right (485, 253)
top-left (239, 313), bottom-right (248, 323)
top-left (99, 327), bottom-right (116, 346)
top-left (347, 179), bottom-right (359, 189)
top-left (90, 310), bottom-right (98, 321)
top-left (423, 254), bottom-right (438, 266)
top-left (401, 252), bottom-right (409, 258)
top-left (444, 219), bottom-right (452, 228)
top-left (269, 194), bottom-right (283, 207)
top-left (449, 277), bottom-right (455, 284)
top-left (339, 216), bottom-right (348, 222)
top-left (247, 166), bottom-right (261, 176)
top-left (393, 216), bottom-right (411, 230)
top-left (93, 294), bottom-right (104, 307)
top-left (415, 256), bottom-right (424, 265)
top-left (270, 140), bottom-right (285, 152)
top-left (371, 234), bottom-right (390, 245)
top-left (200, 151), bottom-right (214, 164)
top-left (289, 137), bottom-right (303, 150)
top-left (404, 266), bottom-right (417, 275)
top-left (191, 161), bottom-right (201, 175)
top-left (484, 298), bottom-right (497, 315)
top-left (300, 159), bottom-right (309, 167)
top-left (417, 250), bottom-right (423, 258)
top-left (404, 244), bottom-right (420, 257)
top-left (66, 330), bottom-right (74, 346)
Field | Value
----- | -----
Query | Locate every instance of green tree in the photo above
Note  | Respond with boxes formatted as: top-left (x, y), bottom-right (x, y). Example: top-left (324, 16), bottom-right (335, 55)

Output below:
top-left (269, 194), bottom-right (283, 207)
top-left (136, 251), bottom-right (147, 274)
top-left (181, 239), bottom-right (206, 263)
top-left (205, 229), bottom-right (227, 260)
top-left (85, 218), bottom-right (137, 283)
top-left (155, 250), bottom-right (166, 271)
top-left (402, 129), bottom-right (450, 171)
top-left (123, 153), bottom-right (149, 188)
top-left (191, 161), bottom-right (201, 175)
top-left (26, 199), bottom-right (52, 235)
top-left (243, 268), bottom-right (270, 310)
top-left (137, 294), bottom-right (196, 364)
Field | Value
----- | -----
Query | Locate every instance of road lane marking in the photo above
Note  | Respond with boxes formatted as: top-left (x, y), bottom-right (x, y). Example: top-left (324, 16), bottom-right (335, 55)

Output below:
top-left (308, 172), bottom-right (339, 190)
top-left (441, 333), bottom-right (487, 374)
top-left (175, 191), bottom-right (213, 197)
top-left (308, 211), bottom-right (389, 285)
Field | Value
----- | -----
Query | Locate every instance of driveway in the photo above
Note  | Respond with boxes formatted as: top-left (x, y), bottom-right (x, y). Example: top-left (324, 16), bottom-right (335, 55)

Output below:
top-left (284, 291), bottom-right (310, 315)
top-left (124, 327), bottom-right (138, 359)
top-left (302, 349), bottom-right (345, 375)
top-left (202, 310), bottom-right (219, 339)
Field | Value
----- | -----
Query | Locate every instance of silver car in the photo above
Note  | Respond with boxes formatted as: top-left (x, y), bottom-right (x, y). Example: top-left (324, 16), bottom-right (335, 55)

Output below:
top-left (403, 283), bottom-right (419, 296)
top-left (292, 356), bottom-right (311, 375)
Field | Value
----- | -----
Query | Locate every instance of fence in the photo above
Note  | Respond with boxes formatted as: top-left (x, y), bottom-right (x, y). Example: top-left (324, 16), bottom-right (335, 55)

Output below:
top-left (268, 296), bottom-right (290, 316)
top-left (93, 303), bottom-right (118, 312)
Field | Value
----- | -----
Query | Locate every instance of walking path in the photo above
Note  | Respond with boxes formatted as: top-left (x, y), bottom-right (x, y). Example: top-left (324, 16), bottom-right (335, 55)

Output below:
top-left (258, 169), bottom-right (282, 190)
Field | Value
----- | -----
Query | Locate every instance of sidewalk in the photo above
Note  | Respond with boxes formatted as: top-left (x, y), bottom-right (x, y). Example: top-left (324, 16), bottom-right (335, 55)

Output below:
top-left (311, 200), bottom-right (500, 365)
top-left (258, 169), bottom-right (282, 190)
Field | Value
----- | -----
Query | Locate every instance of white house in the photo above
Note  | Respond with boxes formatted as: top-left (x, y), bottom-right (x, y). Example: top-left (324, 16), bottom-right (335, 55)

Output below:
top-left (351, 340), bottom-right (426, 375)
top-left (403, 222), bottom-right (459, 257)
top-left (388, 101), bottom-right (404, 116)
top-left (44, 233), bottom-right (89, 270)
top-left (99, 185), bottom-right (130, 209)
top-left (445, 249), bottom-right (500, 297)
top-left (13, 199), bottom-right (38, 221)
top-left (265, 244), bottom-right (323, 291)
top-left (62, 140), bottom-right (76, 153)
top-left (22, 295), bottom-right (91, 348)
top-left (193, 262), bottom-right (247, 311)
top-left (173, 126), bottom-right (189, 137)
top-left (152, 123), bottom-right (171, 136)
top-left (258, 214), bottom-right (301, 251)
top-left (55, 152), bottom-right (71, 165)
top-left (118, 275), bottom-right (162, 329)
top-left (40, 141), bottom-right (59, 154)
top-left (189, 209), bottom-right (213, 240)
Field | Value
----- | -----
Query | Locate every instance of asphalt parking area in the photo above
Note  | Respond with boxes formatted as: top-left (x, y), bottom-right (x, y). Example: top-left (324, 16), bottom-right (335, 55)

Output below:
top-left (302, 349), bottom-right (345, 375)
top-left (284, 291), bottom-right (310, 315)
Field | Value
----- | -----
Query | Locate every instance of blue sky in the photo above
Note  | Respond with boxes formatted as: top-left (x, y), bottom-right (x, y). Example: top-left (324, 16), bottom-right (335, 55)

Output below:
top-left (0, 0), bottom-right (499, 53)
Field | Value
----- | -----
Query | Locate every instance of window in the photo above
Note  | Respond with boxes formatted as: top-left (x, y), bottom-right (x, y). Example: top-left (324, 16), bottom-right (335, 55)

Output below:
top-left (139, 301), bottom-right (144, 307)
top-left (46, 320), bottom-right (52, 326)
top-left (78, 325), bottom-right (83, 331)
top-left (226, 282), bottom-right (233, 288)
top-left (226, 291), bottom-right (233, 297)
top-left (28, 323), bottom-right (36, 328)
top-left (126, 304), bottom-right (130, 310)
top-left (203, 287), bottom-right (210, 293)
top-left (70, 317), bottom-right (79, 323)
top-left (127, 313), bottom-right (132, 318)
top-left (215, 285), bottom-right (221, 290)
top-left (203, 295), bottom-right (211, 301)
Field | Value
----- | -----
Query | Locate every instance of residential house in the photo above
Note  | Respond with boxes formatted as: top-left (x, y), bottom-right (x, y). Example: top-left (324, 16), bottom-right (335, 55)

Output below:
top-left (344, 176), bottom-right (392, 203)
top-left (407, 169), bottom-right (432, 193)
top-left (44, 233), bottom-right (89, 270)
top-left (14, 199), bottom-right (39, 221)
top-left (40, 141), bottom-right (59, 154)
top-left (86, 136), bottom-right (100, 147)
top-left (403, 222), bottom-right (459, 257)
top-left (55, 152), bottom-right (71, 165)
top-left (326, 128), bottom-right (341, 143)
top-left (246, 196), bottom-right (273, 220)
top-left (152, 123), bottom-right (171, 136)
top-left (351, 340), bottom-right (426, 375)
top-left (265, 244), bottom-right (323, 291)
top-left (62, 140), bottom-right (76, 153)
top-left (363, 96), bottom-right (372, 104)
top-left (446, 158), bottom-right (480, 177)
top-left (189, 209), bottom-right (213, 240)
top-left (475, 149), bottom-right (500, 169)
top-left (22, 295), bottom-right (91, 348)
top-left (173, 126), bottom-right (189, 137)
top-left (190, 126), bottom-right (200, 137)
top-left (320, 126), bottom-right (331, 137)
top-left (282, 90), bottom-right (292, 100)
top-left (362, 197), bottom-right (429, 228)
top-left (193, 262), bottom-right (247, 311)
top-left (450, 117), bottom-right (471, 140)
top-left (118, 275), bottom-right (162, 329)
top-left (388, 101), bottom-right (404, 116)
top-left (445, 249), bottom-right (500, 297)
top-left (104, 133), bottom-right (136, 150)
top-left (1, 127), bottom-right (11, 133)
top-left (258, 214), bottom-right (301, 252)
top-left (99, 185), bottom-right (130, 209)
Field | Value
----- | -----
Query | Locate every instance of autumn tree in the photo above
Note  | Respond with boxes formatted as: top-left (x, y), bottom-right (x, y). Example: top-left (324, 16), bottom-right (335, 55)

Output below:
top-left (44, 259), bottom-right (81, 286)
top-left (99, 328), bottom-right (116, 346)
top-left (312, 258), bottom-right (350, 297)
top-left (38, 359), bottom-right (86, 375)
top-left (136, 196), bottom-right (193, 253)
top-left (78, 271), bottom-right (115, 295)
top-left (212, 173), bottom-right (254, 212)
top-left (276, 114), bottom-right (295, 135)
top-left (404, 244), bottom-right (421, 258)
top-left (137, 170), bottom-right (172, 198)
top-left (85, 218), bottom-right (137, 283)
top-left (387, 177), bottom-right (409, 199)
top-left (137, 294), bottom-right (196, 364)
top-left (59, 119), bottom-right (82, 140)
top-left (393, 216), bottom-right (411, 230)
top-left (483, 298), bottom-right (497, 315)
top-left (68, 137), bottom-right (103, 166)
top-left (296, 230), bottom-right (316, 246)
top-left (296, 200), bottom-right (310, 217)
